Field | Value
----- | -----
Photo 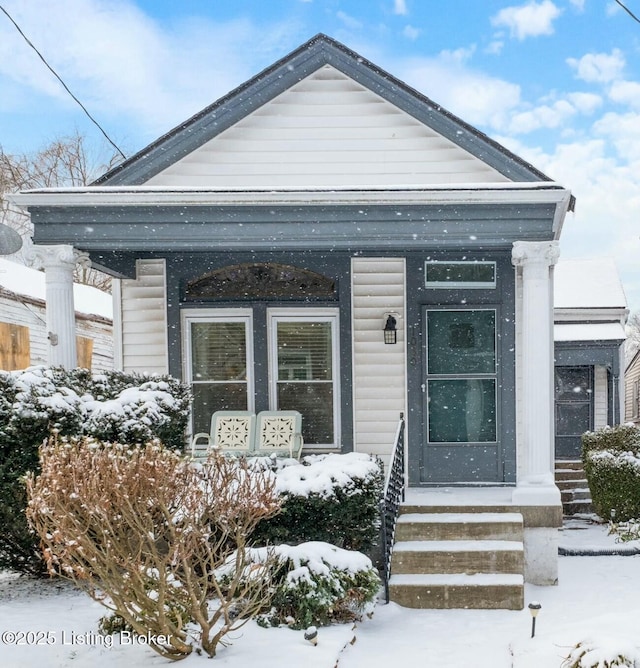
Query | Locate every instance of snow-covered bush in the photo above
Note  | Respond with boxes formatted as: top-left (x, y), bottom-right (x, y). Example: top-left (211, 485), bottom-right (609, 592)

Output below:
top-left (222, 541), bottom-right (379, 630)
top-left (251, 453), bottom-right (384, 552)
top-left (562, 637), bottom-right (640, 667)
top-left (26, 438), bottom-right (282, 660)
top-left (582, 424), bottom-right (640, 522)
top-left (0, 366), bottom-right (191, 576)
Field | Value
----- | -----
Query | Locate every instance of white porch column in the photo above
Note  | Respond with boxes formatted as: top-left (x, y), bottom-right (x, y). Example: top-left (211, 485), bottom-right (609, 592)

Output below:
top-left (27, 244), bottom-right (90, 369)
top-left (512, 240), bottom-right (561, 503)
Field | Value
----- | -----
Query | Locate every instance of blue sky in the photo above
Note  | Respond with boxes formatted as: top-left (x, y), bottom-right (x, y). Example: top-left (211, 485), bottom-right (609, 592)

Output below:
top-left (1, 0), bottom-right (639, 312)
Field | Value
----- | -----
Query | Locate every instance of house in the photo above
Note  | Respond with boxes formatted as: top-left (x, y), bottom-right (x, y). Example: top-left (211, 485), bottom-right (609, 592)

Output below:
top-left (12, 34), bottom-right (577, 606)
top-left (553, 258), bottom-right (628, 457)
top-left (625, 348), bottom-right (640, 426)
top-left (0, 257), bottom-right (113, 371)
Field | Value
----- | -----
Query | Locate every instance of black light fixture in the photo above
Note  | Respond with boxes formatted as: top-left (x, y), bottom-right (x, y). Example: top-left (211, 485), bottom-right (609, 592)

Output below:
top-left (383, 314), bottom-right (397, 345)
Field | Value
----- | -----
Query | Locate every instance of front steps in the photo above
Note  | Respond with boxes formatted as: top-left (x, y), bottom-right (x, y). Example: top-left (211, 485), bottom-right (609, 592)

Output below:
top-left (555, 460), bottom-right (594, 516)
top-left (389, 509), bottom-right (524, 610)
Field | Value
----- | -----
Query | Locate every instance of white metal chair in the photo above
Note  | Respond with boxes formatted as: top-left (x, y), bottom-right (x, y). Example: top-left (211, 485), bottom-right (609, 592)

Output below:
top-left (190, 410), bottom-right (256, 460)
top-left (254, 410), bottom-right (304, 459)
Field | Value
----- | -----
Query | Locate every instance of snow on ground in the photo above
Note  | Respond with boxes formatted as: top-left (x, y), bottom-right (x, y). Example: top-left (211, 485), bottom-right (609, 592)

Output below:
top-left (1, 520), bottom-right (639, 667)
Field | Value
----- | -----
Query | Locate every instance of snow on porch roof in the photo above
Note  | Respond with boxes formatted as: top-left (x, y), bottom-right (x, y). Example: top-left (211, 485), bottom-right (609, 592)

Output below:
top-left (554, 322), bottom-right (626, 343)
top-left (0, 258), bottom-right (113, 320)
top-left (554, 258), bottom-right (627, 310)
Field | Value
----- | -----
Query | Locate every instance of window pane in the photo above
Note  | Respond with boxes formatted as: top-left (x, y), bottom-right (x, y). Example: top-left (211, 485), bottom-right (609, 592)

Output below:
top-left (277, 322), bottom-right (332, 381)
top-left (556, 403), bottom-right (591, 437)
top-left (425, 262), bottom-right (495, 287)
top-left (428, 379), bottom-right (496, 443)
top-left (191, 383), bottom-right (248, 434)
top-left (278, 383), bottom-right (334, 444)
top-left (191, 322), bottom-right (247, 381)
top-left (427, 310), bottom-right (496, 375)
top-left (555, 367), bottom-right (592, 401)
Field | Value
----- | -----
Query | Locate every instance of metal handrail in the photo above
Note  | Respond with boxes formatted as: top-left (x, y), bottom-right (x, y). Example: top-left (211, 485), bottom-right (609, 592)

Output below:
top-left (379, 412), bottom-right (406, 604)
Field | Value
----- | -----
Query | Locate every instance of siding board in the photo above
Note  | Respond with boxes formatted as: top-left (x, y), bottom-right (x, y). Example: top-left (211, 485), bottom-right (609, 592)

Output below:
top-left (119, 259), bottom-right (168, 374)
top-left (352, 257), bottom-right (406, 460)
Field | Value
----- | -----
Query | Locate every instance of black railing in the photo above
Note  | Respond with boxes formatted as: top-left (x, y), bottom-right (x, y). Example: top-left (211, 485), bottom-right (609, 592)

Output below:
top-left (379, 412), bottom-right (406, 604)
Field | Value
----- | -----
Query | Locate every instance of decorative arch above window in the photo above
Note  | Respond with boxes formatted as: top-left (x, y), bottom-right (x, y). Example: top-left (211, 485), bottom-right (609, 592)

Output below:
top-left (185, 262), bottom-right (336, 300)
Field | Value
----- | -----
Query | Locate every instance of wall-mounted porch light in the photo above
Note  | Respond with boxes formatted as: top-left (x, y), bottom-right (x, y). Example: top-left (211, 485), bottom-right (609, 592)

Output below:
top-left (383, 313), bottom-right (398, 345)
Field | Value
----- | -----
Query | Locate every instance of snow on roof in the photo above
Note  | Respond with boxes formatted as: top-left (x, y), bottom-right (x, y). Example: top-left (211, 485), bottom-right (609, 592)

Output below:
top-left (0, 258), bottom-right (112, 320)
top-left (554, 322), bottom-right (626, 342)
top-left (554, 258), bottom-right (627, 309)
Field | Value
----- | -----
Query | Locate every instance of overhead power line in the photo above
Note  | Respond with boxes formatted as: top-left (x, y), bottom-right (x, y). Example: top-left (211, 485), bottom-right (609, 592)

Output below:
top-left (614, 0), bottom-right (640, 24)
top-left (0, 4), bottom-right (127, 160)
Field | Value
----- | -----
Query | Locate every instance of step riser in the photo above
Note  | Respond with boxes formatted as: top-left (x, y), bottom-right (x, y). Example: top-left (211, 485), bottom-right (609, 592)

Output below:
top-left (555, 460), bottom-right (584, 470)
top-left (555, 470), bottom-right (587, 481)
top-left (395, 522), bottom-right (522, 542)
top-left (563, 501), bottom-right (594, 515)
top-left (561, 490), bottom-right (591, 502)
top-left (389, 583), bottom-right (524, 610)
top-left (556, 479), bottom-right (588, 491)
top-left (391, 550), bottom-right (523, 575)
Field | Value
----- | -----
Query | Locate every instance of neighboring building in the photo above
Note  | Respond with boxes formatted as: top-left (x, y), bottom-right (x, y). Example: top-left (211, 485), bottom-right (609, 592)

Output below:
top-left (0, 257), bottom-right (113, 371)
top-left (625, 348), bottom-right (640, 426)
top-left (553, 258), bottom-right (628, 458)
top-left (13, 35), bottom-right (577, 597)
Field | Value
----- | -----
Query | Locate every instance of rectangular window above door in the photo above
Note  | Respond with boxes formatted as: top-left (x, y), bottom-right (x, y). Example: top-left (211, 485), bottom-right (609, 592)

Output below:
top-left (268, 309), bottom-right (340, 448)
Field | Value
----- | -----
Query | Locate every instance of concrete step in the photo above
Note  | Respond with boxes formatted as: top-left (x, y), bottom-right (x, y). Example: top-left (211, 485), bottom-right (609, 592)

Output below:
top-left (389, 573), bottom-right (524, 610)
top-left (561, 489), bottom-right (592, 503)
top-left (391, 540), bottom-right (524, 575)
top-left (563, 499), bottom-right (594, 515)
top-left (556, 478), bottom-right (588, 491)
top-left (395, 512), bottom-right (524, 542)
top-left (555, 459), bottom-right (584, 470)
top-left (555, 469), bottom-right (587, 481)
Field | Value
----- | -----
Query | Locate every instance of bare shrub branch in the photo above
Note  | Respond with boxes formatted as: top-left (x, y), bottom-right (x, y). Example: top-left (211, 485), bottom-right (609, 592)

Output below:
top-left (26, 437), bottom-right (282, 659)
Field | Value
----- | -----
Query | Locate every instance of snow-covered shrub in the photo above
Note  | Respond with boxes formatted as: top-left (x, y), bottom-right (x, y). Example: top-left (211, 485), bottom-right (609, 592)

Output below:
top-left (26, 438), bottom-right (282, 660)
top-left (252, 453), bottom-right (384, 552)
top-left (0, 366), bottom-right (191, 576)
top-left (562, 637), bottom-right (640, 667)
top-left (582, 425), bottom-right (640, 521)
top-left (222, 541), bottom-right (379, 630)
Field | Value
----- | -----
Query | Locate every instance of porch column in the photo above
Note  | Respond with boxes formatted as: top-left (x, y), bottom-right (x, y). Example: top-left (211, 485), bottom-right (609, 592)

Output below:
top-left (512, 240), bottom-right (561, 502)
top-left (27, 244), bottom-right (90, 369)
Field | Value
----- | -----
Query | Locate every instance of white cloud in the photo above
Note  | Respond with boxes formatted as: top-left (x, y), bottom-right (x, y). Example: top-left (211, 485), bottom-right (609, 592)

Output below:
top-left (507, 99), bottom-right (577, 133)
top-left (491, 1), bottom-right (562, 40)
top-left (396, 53), bottom-right (521, 129)
top-left (0, 0), bottom-right (302, 145)
top-left (336, 10), bottom-right (362, 29)
top-left (567, 49), bottom-right (626, 83)
top-left (402, 25), bottom-right (420, 40)
top-left (566, 92), bottom-right (602, 114)
top-left (569, 0), bottom-right (585, 10)
top-left (394, 0), bottom-right (408, 16)
top-left (608, 80), bottom-right (640, 108)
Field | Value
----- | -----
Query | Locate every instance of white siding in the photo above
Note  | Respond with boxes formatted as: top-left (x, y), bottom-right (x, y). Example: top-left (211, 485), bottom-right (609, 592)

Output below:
top-left (147, 66), bottom-right (508, 189)
top-left (593, 365), bottom-right (608, 429)
top-left (0, 292), bottom-right (113, 371)
top-left (625, 352), bottom-right (640, 425)
top-left (351, 258), bottom-right (406, 468)
top-left (118, 259), bottom-right (168, 374)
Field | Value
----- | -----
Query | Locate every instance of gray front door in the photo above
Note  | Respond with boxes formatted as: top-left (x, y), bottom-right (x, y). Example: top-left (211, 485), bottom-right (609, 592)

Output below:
top-left (421, 307), bottom-right (502, 483)
top-left (554, 366), bottom-right (593, 460)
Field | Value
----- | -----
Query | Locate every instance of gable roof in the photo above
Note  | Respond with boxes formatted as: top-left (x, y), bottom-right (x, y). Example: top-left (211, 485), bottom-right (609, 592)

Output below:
top-left (95, 34), bottom-right (552, 187)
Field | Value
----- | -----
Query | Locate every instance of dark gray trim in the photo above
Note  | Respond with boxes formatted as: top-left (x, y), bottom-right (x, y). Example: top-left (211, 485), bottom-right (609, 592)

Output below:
top-left (405, 251), bottom-right (516, 486)
top-left (94, 34), bottom-right (551, 186)
top-left (164, 251), bottom-right (353, 452)
top-left (31, 201), bottom-right (558, 257)
top-left (554, 341), bottom-right (624, 375)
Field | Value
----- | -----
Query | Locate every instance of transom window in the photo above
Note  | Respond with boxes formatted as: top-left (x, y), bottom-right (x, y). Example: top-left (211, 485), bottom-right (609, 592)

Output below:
top-left (425, 261), bottom-right (496, 289)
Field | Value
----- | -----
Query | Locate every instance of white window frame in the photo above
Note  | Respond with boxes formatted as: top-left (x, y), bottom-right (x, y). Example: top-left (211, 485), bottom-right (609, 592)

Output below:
top-left (425, 261), bottom-right (497, 289)
top-left (267, 307), bottom-right (340, 449)
top-left (181, 308), bottom-right (255, 434)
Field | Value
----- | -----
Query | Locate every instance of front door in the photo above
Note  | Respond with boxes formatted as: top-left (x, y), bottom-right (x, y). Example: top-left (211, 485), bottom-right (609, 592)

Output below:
top-left (554, 366), bottom-right (593, 459)
top-left (421, 307), bottom-right (502, 483)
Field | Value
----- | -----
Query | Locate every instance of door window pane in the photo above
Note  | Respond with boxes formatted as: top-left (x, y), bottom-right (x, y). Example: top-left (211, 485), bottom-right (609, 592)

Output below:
top-left (427, 310), bottom-right (496, 375)
top-left (555, 367), bottom-right (592, 401)
top-left (428, 379), bottom-right (497, 443)
top-left (556, 403), bottom-right (591, 437)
